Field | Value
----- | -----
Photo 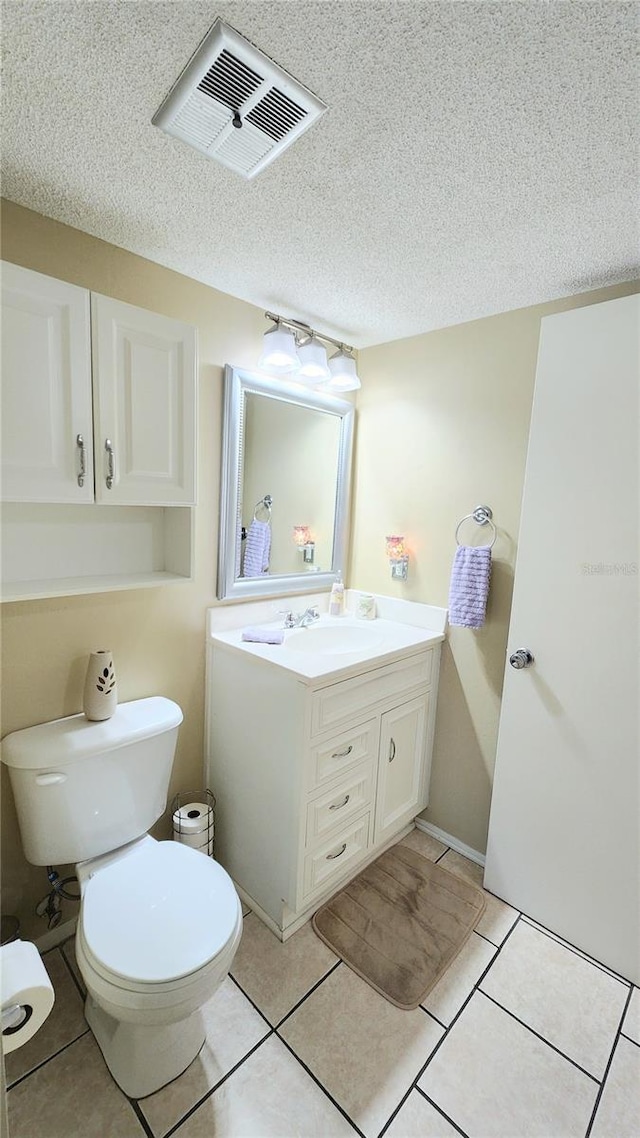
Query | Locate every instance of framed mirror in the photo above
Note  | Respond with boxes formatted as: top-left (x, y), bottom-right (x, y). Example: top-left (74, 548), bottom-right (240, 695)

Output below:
top-left (217, 365), bottom-right (354, 601)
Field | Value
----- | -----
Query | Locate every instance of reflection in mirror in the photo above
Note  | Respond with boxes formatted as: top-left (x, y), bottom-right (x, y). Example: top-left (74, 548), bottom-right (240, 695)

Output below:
top-left (217, 366), bottom-right (354, 601)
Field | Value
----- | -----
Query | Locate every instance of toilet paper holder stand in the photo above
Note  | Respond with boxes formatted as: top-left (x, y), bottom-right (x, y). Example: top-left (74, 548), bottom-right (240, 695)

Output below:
top-left (171, 788), bottom-right (216, 857)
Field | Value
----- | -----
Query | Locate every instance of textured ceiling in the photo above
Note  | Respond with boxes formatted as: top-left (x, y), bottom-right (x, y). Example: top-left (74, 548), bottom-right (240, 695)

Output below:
top-left (1, 1), bottom-right (638, 346)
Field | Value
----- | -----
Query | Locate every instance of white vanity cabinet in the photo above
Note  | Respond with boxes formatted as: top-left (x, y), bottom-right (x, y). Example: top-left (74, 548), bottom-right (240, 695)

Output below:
top-left (1, 262), bottom-right (197, 600)
top-left (205, 636), bottom-right (442, 939)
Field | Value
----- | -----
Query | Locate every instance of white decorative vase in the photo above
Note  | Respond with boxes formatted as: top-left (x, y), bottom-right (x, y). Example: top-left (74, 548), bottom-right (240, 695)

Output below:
top-left (83, 650), bottom-right (117, 721)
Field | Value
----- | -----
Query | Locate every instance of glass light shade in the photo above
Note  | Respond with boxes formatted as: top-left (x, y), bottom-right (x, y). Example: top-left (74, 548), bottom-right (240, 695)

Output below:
top-left (386, 535), bottom-right (406, 560)
top-left (296, 336), bottom-right (330, 382)
top-left (325, 349), bottom-right (361, 392)
top-left (293, 525), bottom-right (312, 547)
top-left (259, 324), bottom-right (300, 372)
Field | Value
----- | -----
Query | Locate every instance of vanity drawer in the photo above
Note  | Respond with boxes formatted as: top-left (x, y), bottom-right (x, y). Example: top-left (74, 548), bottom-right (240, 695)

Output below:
top-left (302, 813), bottom-right (370, 901)
top-left (311, 652), bottom-right (433, 736)
top-left (309, 718), bottom-right (378, 789)
top-left (305, 760), bottom-right (375, 847)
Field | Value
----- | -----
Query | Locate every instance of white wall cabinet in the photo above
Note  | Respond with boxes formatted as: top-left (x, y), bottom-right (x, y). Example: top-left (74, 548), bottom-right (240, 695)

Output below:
top-left (205, 641), bottom-right (441, 940)
top-left (91, 294), bottom-right (196, 506)
top-left (1, 263), bottom-right (93, 504)
top-left (1, 262), bottom-right (197, 601)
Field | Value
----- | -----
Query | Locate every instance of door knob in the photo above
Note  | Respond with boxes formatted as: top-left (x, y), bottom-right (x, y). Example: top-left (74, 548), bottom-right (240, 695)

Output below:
top-left (509, 649), bottom-right (534, 669)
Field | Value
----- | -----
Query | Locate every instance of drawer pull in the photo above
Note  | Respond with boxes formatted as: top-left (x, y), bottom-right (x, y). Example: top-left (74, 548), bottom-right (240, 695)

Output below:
top-left (76, 434), bottom-right (86, 488)
top-left (329, 794), bottom-right (350, 812)
top-left (326, 843), bottom-right (347, 860)
top-left (105, 439), bottom-right (115, 490)
top-left (332, 744), bottom-right (353, 759)
top-left (388, 737), bottom-right (396, 763)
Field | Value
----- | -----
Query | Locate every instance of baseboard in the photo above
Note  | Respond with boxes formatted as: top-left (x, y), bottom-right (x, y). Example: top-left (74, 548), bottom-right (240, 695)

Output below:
top-left (414, 819), bottom-right (485, 867)
top-left (35, 916), bottom-right (77, 953)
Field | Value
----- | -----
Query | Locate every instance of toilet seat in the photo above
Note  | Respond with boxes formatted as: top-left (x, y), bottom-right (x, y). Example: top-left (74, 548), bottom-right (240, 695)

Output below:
top-left (80, 839), bottom-right (240, 985)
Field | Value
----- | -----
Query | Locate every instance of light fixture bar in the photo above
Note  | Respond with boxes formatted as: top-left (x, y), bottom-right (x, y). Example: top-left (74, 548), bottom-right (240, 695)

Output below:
top-left (264, 311), bottom-right (353, 355)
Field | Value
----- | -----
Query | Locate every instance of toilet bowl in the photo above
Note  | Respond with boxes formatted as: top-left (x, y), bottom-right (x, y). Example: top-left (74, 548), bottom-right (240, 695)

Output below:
top-left (1, 697), bottom-right (243, 1098)
top-left (74, 835), bottom-right (243, 1096)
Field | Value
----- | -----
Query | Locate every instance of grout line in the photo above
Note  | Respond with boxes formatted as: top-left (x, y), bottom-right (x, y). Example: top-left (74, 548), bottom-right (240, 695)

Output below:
top-left (128, 1097), bottom-right (155, 1138)
top-left (59, 942), bottom-right (87, 1001)
top-left (161, 1031), bottom-right (275, 1138)
top-left (6, 1028), bottom-right (91, 1090)
top-left (473, 928), bottom-right (502, 948)
top-left (226, 972), bottom-right (278, 1030)
top-left (415, 1087), bottom-right (471, 1137)
top-left (434, 847), bottom-right (451, 864)
top-left (477, 990), bottom-right (600, 1084)
top-left (519, 916), bottom-right (632, 987)
top-left (419, 1006), bottom-right (447, 1030)
top-left (584, 984), bottom-right (635, 1138)
top-left (275, 1032), bottom-right (367, 1138)
top-left (620, 1031), bottom-right (640, 1050)
top-left (275, 959), bottom-right (343, 1029)
top-left (378, 916), bottom-right (523, 1138)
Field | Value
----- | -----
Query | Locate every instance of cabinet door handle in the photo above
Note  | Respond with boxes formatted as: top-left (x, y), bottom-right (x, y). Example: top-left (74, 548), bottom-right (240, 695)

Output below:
top-left (388, 737), bottom-right (396, 763)
top-left (76, 434), bottom-right (86, 488)
top-left (329, 794), bottom-right (350, 812)
top-left (326, 842), bottom-right (347, 860)
top-left (105, 439), bottom-right (114, 489)
top-left (332, 745), bottom-right (353, 759)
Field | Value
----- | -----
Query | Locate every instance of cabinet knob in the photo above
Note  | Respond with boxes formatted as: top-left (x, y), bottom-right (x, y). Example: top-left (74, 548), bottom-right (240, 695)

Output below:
top-left (105, 439), bottom-right (114, 490)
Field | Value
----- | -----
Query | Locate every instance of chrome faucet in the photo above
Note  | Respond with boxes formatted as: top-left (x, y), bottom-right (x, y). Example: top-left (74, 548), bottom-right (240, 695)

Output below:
top-left (283, 606), bottom-right (320, 629)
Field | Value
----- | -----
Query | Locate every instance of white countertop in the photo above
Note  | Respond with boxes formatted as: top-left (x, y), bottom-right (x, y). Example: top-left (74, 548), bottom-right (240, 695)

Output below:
top-left (208, 613), bottom-right (445, 683)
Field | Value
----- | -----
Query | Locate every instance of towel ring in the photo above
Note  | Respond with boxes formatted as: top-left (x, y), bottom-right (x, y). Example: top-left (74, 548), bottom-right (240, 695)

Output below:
top-left (253, 494), bottom-right (273, 523)
top-left (455, 505), bottom-right (497, 549)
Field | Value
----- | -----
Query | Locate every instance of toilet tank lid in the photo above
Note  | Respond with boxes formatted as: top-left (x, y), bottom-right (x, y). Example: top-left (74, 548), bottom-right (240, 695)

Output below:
top-left (1, 697), bottom-right (183, 770)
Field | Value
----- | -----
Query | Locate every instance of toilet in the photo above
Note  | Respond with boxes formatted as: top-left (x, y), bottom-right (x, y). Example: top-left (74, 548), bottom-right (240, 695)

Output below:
top-left (1, 697), bottom-right (243, 1098)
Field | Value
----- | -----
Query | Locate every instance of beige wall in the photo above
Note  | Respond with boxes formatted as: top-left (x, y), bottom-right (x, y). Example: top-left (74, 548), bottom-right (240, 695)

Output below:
top-left (2, 198), bottom-right (638, 938)
top-left (354, 278), bottom-right (639, 853)
top-left (0, 199), bottom-right (268, 938)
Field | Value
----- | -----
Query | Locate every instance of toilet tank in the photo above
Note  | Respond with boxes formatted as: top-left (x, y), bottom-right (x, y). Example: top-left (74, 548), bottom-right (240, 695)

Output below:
top-left (1, 697), bottom-right (183, 866)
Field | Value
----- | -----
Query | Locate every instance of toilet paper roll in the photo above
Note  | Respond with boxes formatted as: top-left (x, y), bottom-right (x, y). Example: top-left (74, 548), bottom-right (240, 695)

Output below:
top-left (172, 802), bottom-right (213, 837)
top-left (1, 940), bottom-right (54, 1053)
top-left (173, 829), bottom-right (213, 851)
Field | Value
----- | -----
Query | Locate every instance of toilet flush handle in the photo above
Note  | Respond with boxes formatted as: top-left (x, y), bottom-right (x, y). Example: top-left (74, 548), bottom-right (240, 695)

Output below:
top-left (35, 773), bottom-right (67, 786)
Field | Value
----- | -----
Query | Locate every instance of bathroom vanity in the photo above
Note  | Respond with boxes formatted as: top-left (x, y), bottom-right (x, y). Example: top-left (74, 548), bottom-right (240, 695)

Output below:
top-left (205, 604), bottom-right (445, 939)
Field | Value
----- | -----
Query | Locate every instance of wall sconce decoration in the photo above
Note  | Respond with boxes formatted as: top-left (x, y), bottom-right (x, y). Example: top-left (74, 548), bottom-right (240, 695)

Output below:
top-left (293, 525), bottom-right (315, 563)
top-left (386, 535), bottom-right (409, 580)
top-left (259, 311), bottom-right (361, 391)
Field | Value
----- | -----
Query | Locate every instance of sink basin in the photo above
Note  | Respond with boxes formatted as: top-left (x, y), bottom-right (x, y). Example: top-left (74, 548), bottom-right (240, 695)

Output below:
top-left (286, 624), bottom-right (383, 655)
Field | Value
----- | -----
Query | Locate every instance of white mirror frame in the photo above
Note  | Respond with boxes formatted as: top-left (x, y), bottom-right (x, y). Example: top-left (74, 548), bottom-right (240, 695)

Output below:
top-left (217, 364), bottom-right (354, 601)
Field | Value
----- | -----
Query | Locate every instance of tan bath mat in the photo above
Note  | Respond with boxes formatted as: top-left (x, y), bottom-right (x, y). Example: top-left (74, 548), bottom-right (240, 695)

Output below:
top-left (312, 842), bottom-right (486, 1009)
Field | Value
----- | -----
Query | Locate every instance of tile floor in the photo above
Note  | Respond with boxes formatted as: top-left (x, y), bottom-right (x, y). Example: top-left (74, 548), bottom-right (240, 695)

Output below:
top-left (6, 830), bottom-right (639, 1138)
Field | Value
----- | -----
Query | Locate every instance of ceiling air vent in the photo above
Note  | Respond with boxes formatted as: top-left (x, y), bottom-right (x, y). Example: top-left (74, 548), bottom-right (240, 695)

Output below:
top-left (152, 20), bottom-right (327, 180)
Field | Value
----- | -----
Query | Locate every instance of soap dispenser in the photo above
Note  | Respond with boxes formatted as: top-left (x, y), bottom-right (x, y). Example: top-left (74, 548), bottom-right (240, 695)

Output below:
top-left (329, 574), bottom-right (345, 617)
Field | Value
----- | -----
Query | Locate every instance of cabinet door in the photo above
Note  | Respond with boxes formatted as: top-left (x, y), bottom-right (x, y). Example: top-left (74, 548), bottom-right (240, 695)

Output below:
top-left (1, 262), bottom-right (93, 503)
top-left (91, 295), bottom-right (197, 505)
top-left (374, 694), bottom-right (430, 846)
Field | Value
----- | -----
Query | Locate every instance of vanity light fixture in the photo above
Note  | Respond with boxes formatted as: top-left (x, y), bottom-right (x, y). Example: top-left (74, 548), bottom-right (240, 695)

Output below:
top-left (296, 336), bottom-right (330, 382)
top-left (259, 320), bottom-right (300, 373)
top-left (386, 535), bottom-right (409, 581)
top-left (260, 312), bottom-right (360, 390)
top-left (293, 525), bottom-right (315, 563)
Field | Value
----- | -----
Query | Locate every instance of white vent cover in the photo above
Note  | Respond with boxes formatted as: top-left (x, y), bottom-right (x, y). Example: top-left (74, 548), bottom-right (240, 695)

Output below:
top-left (152, 20), bottom-right (327, 179)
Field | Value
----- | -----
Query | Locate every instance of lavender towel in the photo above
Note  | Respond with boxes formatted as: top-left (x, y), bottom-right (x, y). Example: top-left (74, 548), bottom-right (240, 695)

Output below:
top-left (242, 519), bottom-right (271, 577)
top-left (448, 545), bottom-right (492, 628)
top-left (241, 627), bottom-right (285, 645)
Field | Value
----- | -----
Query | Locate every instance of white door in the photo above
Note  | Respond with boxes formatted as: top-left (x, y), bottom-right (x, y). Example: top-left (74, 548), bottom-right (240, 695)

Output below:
top-left (375, 693), bottom-right (429, 846)
top-left (91, 294), bottom-right (197, 505)
top-left (1, 262), bottom-right (93, 502)
top-left (485, 294), bottom-right (639, 984)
